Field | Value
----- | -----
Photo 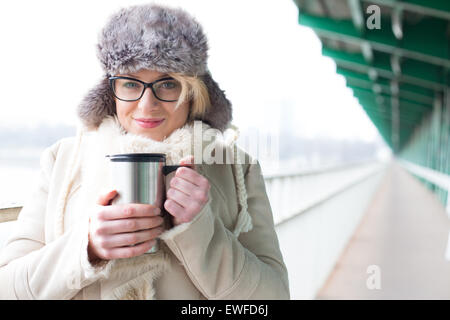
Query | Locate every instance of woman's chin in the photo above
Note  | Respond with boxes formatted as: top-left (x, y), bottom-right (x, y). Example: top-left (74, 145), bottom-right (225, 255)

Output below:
top-left (138, 127), bottom-right (166, 141)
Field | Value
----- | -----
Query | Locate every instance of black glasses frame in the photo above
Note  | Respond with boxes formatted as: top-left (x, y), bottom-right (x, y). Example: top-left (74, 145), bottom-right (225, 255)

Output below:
top-left (109, 76), bottom-right (179, 102)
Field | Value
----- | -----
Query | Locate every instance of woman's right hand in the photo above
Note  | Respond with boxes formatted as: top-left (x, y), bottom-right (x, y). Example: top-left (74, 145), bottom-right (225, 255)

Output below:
top-left (87, 190), bottom-right (164, 263)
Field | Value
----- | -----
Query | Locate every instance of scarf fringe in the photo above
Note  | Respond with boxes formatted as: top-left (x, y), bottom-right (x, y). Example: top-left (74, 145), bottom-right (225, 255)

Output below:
top-left (104, 251), bottom-right (170, 300)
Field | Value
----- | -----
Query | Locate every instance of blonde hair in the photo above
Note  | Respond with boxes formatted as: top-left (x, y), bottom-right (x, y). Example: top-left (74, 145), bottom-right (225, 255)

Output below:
top-left (168, 73), bottom-right (210, 121)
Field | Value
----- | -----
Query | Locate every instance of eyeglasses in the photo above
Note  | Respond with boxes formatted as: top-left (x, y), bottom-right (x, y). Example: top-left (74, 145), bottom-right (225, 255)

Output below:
top-left (109, 76), bottom-right (182, 102)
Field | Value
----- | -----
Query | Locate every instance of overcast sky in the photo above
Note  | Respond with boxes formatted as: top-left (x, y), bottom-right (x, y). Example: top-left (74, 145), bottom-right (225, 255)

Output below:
top-left (0, 0), bottom-right (381, 143)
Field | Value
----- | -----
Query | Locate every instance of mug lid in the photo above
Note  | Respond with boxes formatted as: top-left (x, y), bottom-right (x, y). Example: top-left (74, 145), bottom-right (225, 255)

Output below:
top-left (106, 153), bottom-right (166, 162)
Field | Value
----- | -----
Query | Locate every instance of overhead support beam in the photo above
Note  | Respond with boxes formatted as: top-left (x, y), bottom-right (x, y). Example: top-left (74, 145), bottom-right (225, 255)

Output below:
top-left (361, 42), bottom-right (374, 63)
top-left (391, 6), bottom-right (404, 40)
top-left (317, 0), bottom-right (331, 16)
top-left (348, 0), bottom-right (374, 63)
top-left (391, 94), bottom-right (400, 151)
top-left (348, 0), bottom-right (365, 31)
top-left (322, 46), bottom-right (446, 90)
top-left (361, 106), bottom-right (422, 124)
top-left (345, 79), bottom-right (440, 107)
top-left (365, 113), bottom-right (420, 125)
top-left (390, 54), bottom-right (402, 76)
top-left (334, 69), bottom-right (434, 102)
top-left (362, 0), bottom-right (450, 21)
top-left (376, 95), bottom-right (386, 105)
top-left (372, 83), bottom-right (383, 94)
top-left (367, 119), bottom-right (414, 137)
top-left (350, 86), bottom-right (432, 111)
top-left (368, 68), bottom-right (378, 81)
top-left (357, 98), bottom-right (425, 120)
top-left (390, 80), bottom-right (399, 96)
top-left (341, 74), bottom-right (435, 105)
top-left (299, 13), bottom-right (450, 68)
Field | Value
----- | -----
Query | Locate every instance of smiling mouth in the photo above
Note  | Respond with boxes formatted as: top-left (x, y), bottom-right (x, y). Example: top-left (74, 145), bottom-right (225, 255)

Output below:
top-left (134, 118), bottom-right (165, 128)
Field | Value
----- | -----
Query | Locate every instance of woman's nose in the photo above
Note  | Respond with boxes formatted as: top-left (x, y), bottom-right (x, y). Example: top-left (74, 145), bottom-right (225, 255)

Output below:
top-left (138, 87), bottom-right (160, 109)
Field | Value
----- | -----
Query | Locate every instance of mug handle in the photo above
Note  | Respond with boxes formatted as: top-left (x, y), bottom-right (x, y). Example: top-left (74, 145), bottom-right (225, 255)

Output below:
top-left (162, 164), bottom-right (191, 176)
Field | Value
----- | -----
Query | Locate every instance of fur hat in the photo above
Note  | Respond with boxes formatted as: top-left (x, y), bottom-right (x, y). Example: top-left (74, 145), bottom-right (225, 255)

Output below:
top-left (77, 3), bottom-right (232, 132)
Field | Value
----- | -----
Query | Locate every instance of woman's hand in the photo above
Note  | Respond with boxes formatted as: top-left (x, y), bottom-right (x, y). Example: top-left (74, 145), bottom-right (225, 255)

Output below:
top-left (88, 190), bottom-right (164, 263)
top-left (164, 156), bottom-right (210, 226)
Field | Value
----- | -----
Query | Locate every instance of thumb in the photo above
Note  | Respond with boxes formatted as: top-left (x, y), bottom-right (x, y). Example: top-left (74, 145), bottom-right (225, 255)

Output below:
top-left (97, 189), bottom-right (118, 206)
top-left (180, 155), bottom-right (195, 170)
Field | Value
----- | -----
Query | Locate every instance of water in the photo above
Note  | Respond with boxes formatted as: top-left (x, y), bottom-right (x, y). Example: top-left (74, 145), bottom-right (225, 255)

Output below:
top-left (0, 166), bottom-right (41, 208)
top-left (0, 148), bottom-right (42, 208)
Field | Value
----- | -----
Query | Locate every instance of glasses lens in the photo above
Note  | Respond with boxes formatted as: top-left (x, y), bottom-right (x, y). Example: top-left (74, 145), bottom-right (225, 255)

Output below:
top-left (112, 79), bottom-right (144, 101)
top-left (153, 79), bottom-right (181, 101)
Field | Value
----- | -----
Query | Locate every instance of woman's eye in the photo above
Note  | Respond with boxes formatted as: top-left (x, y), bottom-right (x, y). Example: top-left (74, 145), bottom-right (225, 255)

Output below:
top-left (160, 81), bottom-right (177, 89)
top-left (123, 81), bottom-right (139, 88)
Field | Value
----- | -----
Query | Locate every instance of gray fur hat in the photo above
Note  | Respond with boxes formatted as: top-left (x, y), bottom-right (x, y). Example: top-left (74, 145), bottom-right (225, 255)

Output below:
top-left (77, 3), bottom-right (232, 132)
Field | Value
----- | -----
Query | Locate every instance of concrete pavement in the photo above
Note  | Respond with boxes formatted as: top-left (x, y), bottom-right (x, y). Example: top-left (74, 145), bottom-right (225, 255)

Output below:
top-left (316, 161), bottom-right (450, 299)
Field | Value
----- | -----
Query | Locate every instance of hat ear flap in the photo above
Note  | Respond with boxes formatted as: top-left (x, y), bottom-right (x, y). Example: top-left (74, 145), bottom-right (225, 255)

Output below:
top-left (77, 78), bottom-right (116, 131)
top-left (199, 72), bottom-right (233, 132)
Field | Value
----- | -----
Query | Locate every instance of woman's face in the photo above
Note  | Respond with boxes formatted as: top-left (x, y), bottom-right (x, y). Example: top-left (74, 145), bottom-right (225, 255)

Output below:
top-left (114, 69), bottom-right (190, 141)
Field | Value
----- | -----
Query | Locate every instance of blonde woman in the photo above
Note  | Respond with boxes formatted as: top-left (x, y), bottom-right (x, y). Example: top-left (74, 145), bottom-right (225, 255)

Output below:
top-left (0, 3), bottom-right (289, 300)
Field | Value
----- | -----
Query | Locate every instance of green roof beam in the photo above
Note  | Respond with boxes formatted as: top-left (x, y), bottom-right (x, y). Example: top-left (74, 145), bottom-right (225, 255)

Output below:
top-left (337, 66), bottom-right (435, 99)
top-left (362, 0), bottom-right (450, 21)
top-left (349, 86), bottom-right (433, 110)
top-left (345, 80), bottom-right (434, 106)
top-left (299, 13), bottom-right (450, 68)
top-left (340, 71), bottom-right (435, 105)
top-left (323, 46), bottom-right (446, 90)
top-left (361, 106), bottom-right (423, 124)
top-left (356, 97), bottom-right (428, 117)
top-left (359, 100), bottom-right (424, 118)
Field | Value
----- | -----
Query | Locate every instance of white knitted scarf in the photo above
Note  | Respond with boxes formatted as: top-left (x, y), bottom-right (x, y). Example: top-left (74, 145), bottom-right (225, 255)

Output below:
top-left (54, 115), bottom-right (253, 299)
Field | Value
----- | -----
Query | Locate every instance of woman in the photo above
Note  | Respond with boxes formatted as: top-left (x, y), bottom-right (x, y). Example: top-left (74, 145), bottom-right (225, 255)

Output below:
top-left (0, 3), bottom-right (289, 300)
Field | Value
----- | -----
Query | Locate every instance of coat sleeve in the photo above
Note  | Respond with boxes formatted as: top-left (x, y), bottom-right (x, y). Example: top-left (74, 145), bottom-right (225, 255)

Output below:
top-left (160, 159), bottom-right (290, 299)
top-left (0, 139), bottom-right (111, 299)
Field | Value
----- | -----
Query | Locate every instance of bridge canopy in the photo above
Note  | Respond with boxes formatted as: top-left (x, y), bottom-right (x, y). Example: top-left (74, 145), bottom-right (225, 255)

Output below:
top-left (293, 0), bottom-right (450, 154)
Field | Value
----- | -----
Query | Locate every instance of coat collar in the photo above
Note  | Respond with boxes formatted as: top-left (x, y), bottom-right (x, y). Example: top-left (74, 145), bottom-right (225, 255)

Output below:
top-left (85, 114), bottom-right (238, 165)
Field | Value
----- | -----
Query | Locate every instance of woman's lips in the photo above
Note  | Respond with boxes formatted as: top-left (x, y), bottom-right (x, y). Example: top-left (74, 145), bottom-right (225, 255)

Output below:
top-left (134, 118), bottom-right (165, 129)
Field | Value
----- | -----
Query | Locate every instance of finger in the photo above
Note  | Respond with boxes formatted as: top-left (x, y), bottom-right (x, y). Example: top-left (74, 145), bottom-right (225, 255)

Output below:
top-left (96, 216), bottom-right (164, 235)
top-left (169, 176), bottom-right (196, 197)
top-left (175, 166), bottom-right (208, 188)
top-left (164, 198), bottom-right (185, 219)
top-left (97, 190), bottom-right (118, 206)
top-left (179, 155), bottom-right (196, 170)
top-left (166, 187), bottom-right (191, 208)
top-left (104, 239), bottom-right (157, 259)
top-left (98, 203), bottom-right (161, 221)
top-left (101, 227), bottom-right (164, 248)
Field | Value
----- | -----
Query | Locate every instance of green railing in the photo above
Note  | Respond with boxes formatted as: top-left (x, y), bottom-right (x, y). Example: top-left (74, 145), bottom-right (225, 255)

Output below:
top-left (400, 91), bottom-right (450, 208)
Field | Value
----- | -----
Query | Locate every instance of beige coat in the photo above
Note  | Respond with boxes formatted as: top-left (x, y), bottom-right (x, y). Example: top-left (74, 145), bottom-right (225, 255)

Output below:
top-left (0, 116), bottom-right (289, 299)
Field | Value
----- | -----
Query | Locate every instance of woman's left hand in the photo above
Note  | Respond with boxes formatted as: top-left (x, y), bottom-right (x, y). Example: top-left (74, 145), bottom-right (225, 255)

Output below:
top-left (164, 156), bottom-right (210, 226)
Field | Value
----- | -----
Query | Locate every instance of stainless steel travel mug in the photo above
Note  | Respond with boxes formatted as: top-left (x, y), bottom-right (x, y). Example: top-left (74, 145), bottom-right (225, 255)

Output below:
top-left (106, 153), bottom-right (187, 254)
